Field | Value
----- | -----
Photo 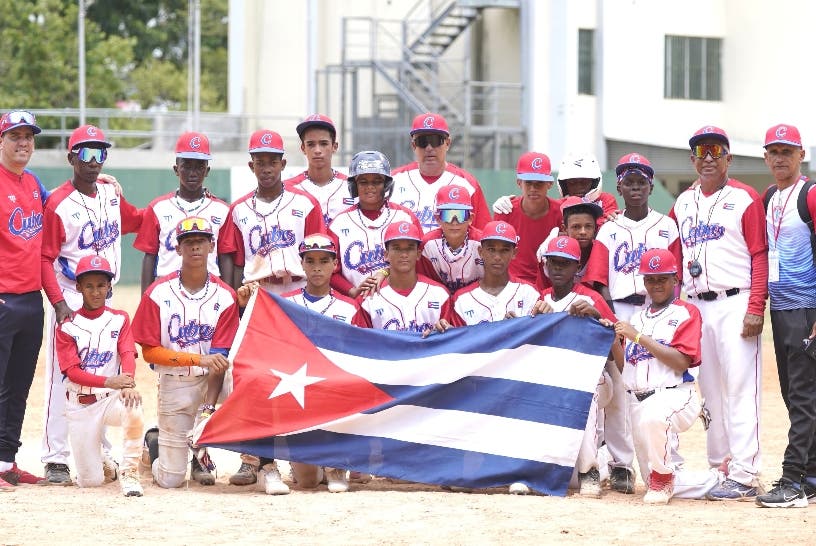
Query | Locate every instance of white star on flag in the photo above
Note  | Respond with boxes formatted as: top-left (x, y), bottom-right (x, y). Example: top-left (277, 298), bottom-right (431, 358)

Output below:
top-left (267, 363), bottom-right (326, 408)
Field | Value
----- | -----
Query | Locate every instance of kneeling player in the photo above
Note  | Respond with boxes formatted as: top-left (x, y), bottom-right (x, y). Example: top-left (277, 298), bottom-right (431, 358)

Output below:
top-left (56, 255), bottom-right (144, 497)
top-left (614, 249), bottom-right (717, 504)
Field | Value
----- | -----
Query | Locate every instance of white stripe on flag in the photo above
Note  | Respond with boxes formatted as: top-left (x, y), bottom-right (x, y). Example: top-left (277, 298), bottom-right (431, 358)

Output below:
top-left (311, 405), bottom-right (583, 467)
top-left (321, 344), bottom-right (603, 393)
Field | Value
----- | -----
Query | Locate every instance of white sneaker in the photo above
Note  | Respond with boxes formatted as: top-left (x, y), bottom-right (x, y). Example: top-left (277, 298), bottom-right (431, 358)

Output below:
top-left (326, 468), bottom-right (349, 493)
top-left (509, 482), bottom-right (530, 495)
top-left (260, 462), bottom-right (290, 495)
top-left (643, 471), bottom-right (674, 505)
top-left (120, 471), bottom-right (143, 497)
top-left (579, 468), bottom-right (602, 498)
top-left (103, 457), bottom-right (119, 483)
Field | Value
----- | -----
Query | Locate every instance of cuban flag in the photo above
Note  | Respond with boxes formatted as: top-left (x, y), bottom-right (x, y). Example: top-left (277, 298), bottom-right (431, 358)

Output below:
top-left (198, 290), bottom-right (613, 495)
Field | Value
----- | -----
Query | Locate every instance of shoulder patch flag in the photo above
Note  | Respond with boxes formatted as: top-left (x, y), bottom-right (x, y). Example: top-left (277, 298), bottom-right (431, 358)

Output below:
top-left (198, 290), bottom-right (613, 495)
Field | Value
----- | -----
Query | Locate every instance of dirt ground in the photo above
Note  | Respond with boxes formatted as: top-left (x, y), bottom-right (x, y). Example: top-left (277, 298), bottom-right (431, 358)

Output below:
top-left (1, 285), bottom-right (813, 545)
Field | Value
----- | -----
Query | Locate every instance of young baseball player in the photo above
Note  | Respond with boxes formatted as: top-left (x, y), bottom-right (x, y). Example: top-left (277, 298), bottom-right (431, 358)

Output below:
top-left (418, 185), bottom-right (484, 293)
top-left (353, 221), bottom-right (452, 331)
top-left (246, 233), bottom-right (361, 495)
top-left (390, 113), bottom-right (491, 233)
top-left (535, 196), bottom-right (604, 290)
top-left (223, 129), bottom-right (325, 294)
top-left (328, 150), bottom-right (422, 297)
top-left (494, 151), bottom-right (563, 286)
top-left (285, 114), bottom-right (352, 227)
top-left (40, 124), bottom-right (143, 486)
top-left (582, 152), bottom-right (681, 493)
top-left (671, 126), bottom-right (767, 501)
top-left (132, 216), bottom-right (239, 489)
top-left (134, 131), bottom-right (233, 293)
top-left (533, 236), bottom-right (619, 498)
top-left (614, 249), bottom-right (718, 504)
top-left (439, 220), bottom-right (540, 494)
top-left (56, 255), bottom-right (144, 497)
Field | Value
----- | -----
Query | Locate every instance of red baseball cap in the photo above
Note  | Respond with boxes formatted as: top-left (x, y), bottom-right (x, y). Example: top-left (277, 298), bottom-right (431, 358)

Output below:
top-left (764, 124), bottom-right (802, 148)
top-left (516, 151), bottom-right (555, 182)
top-left (68, 125), bottom-right (111, 150)
top-left (480, 221), bottom-right (518, 245)
top-left (0, 110), bottom-right (41, 135)
top-left (248, 129), bottom-right (285, 154)
top-left (175, 216), bottom-right (214, 241)
top-left (542, 236), bottom-right (581, 262)
top-left (435, 185), bottom-right (473, 210)
top-left (689, 126), bottom-right (730, 149)
top-left (410, 113), bottom-right (450, 136)
top-left (560, 196), bottom-right (603, 219)
top-left (638, 248), bottom-right (677, 275)
top-left (75, 254), bottom-right (114, 279)
top-left (298, 233), bottom-right (337, 257)
top-left (615, 152), bottom-right (654, 181)
top-left (296, 114), bottom-right (336, 139)
top-left (175, 132), bottom-right (212, 160)
top-left (383, 221), bottom-right (422, 244)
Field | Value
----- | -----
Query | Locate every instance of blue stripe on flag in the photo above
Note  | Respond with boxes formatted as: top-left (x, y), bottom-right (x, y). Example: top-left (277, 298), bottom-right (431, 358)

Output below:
top-left (371, 377), bottom-right (591, 430)
top-left (211, 430), bottom-right (575, 496)
top-left (270, 293), bottom-right (615, 361)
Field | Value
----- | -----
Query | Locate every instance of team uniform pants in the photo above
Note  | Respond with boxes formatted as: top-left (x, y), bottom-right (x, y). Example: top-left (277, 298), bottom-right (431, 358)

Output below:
top-left (574, 370), bottom-right (613, 475)
top-left (66, 392), bottom-right (144, 487)
top-left (770, 307), bottom-right (816, 481)
top-left (152, 374), bottom-right (207, 488)
top-left (696, 292), bottom-right (762, 486)
top-left (0, 291), bottom-right (44, 463)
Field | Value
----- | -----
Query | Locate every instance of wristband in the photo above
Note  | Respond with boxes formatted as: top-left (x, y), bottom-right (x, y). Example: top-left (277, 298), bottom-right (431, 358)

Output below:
top-left (634, 332), bottom-right (642, 345)
top-left (379, 268), bottom-right (390, 277)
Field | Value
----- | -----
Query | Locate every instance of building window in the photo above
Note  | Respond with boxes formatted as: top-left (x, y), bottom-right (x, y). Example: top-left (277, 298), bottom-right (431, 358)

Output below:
top-left (665, 35), bottom-right (722, 101)
top-left (578, 29), bottom-right (594, 95)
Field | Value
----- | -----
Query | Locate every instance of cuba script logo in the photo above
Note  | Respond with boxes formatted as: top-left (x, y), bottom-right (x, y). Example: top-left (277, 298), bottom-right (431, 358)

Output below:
top-left (344, 240), bottom-right (385, 275)
top-left (680, 217), bottom-right (725, 248)
top-left (79, 219), bottom-right (120, 251)
top-left (382, 318), bottom-right (433, 333)
top-left (613, 242), bottom-right (647, 274)
top-left (248, 225), bottom-right (296, 257)
top-left (8, 207), bottom-right (43, 240)
top-left (163, 230), bottom-right (178, 252)
top-left (168, 314), bottom-right (215, 348)
top-left (411, 204), bottom-right (436, 230)
top-left (79, 347), bottom-right (114, 369)
top-left (625, 338), bottom-right (668, 365)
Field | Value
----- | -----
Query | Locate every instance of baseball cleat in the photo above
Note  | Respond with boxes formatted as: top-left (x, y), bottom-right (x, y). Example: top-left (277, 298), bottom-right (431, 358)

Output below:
top-left (755, 478), bottom-right (807, 508)
top-left (120, 471), bottom-right (144, 497)
top-left (44, 463), bottom-right (73, 486)
top-left (326, 468), bottom-right (349, 493)
top-left (705, 478), bottom-right (758, 501)
top-left (578, 468), bottom-right (602, 498)
top-left (229, 462), bottom-right (258, 486)
top-left (1, 463), bottom-right (46, 485)
top-left (190, 457), bottom-right (215, 486)
top-left (803, 481), bottom-right (816, 503)
top-left (0, 475), bottom-right (15, 492)
top-left (259, 462), bottom-right (290, 495)
top-left (103, 458), bottom-right (119, 483)
top-left (609, 467), bottom-right (635, 494)
top-left (508, 482), bottom-right (530, 495)
top-left (643, 471), bottom-right (674, 505)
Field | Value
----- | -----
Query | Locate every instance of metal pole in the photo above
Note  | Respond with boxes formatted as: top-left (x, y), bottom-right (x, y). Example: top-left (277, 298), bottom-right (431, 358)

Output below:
top-left (193, 0), bottom-right (201, 130)
top-left (78, 0), bottom-right (86, 125)
top-left (187, 0), bottom-right (193, 130)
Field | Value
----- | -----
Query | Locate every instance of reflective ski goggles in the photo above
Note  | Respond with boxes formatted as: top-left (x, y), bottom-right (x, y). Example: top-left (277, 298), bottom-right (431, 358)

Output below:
top-left (74, 147), bottom-right (108, 164)
top-left (437, 208), bottom-right (471, 224)
top-left (6, 110), bottom-right (36, 125)
top-left (413, 134), bottom-right (446, 148)
top-left (299, 234), bottom-right (337, 256)
top-left (692, 144), bottom-right (727, 160)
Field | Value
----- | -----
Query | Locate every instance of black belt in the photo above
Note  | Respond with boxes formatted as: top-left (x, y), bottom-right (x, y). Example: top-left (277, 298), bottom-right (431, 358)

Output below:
top-left (694, 288), bottom-right (740, 301)
top-left (66, 392), bottom-right (112, 405)
top-left (629, 385), bottom-right (677, 402)
top-left (614, 294), bottom-right (646, 306)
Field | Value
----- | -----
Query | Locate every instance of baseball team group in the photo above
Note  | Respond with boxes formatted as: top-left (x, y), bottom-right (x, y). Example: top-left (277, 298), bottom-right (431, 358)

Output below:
top-left (0, 107), bottom-right (814, 509)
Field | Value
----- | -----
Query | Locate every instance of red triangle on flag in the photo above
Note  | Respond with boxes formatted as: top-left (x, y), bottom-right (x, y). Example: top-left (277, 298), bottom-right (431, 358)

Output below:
top-left (198, 290), bottom-right (394, 445)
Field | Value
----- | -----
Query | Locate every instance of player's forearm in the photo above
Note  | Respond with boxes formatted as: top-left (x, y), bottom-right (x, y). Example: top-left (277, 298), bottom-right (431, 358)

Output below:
top-left (64, 366), bottom-right (108, 388)
top-left (41, 256), bottom-right (65, 305)
top-left (120, 351), bottom-right (137, 376)
top-left (218, 253), bottom-right (234, 287)
top-left (140, 254), bottom-right (157, 293)
top-left (636, 335), bottom-right (692, 374)
top-left (141, 345), bottom-right (201, 367)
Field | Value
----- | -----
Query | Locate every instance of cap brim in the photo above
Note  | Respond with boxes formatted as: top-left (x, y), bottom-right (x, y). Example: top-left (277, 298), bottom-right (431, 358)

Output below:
top-left (481, 235), bottom-right (517, 244)
top-left (248, 147), bottom-right (285, 154)
top-left (639, 270), bottom-right (677, 276)
top-left (517, 173), bottom-right (555, 182)
top-left (176, 152), bottom-right (212, 160)
top-left (689, 134), bottom-right (729, 148)
top-left (543, 251), bottom-right (579, 261)
top-left (616, 166), bottom-right (654, 180)
top-left (176, 230), bottom-right (214, 241)
top-left (299, 248), bottom-right (337, 257)
top-left (410, 128), bottom-right (449, 136)
top-left (2, 122), bottom-right (42, 135)
top-left (562, 201), bottom-right (604, 218)
top-left (764, 139), bottom-right (802, 148)
top-left (385, 236), bottom-right (421, 243)
top-left (71, 139), bottom-right (112, 149)
top-left (436, 203), bottom-right (473, 210)
top-left (296, 121), bottom-right (335, 137)
top-left (76, 269), bottom-right (114, 278)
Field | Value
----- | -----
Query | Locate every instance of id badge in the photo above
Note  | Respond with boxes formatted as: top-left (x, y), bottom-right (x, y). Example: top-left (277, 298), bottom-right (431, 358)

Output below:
top-left (768, 249), bottom-right (780, 283)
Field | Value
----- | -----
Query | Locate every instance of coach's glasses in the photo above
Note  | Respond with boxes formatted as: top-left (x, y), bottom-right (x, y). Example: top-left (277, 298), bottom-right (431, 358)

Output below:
top-left (5, 110), bottom-right (37, 125)
top-left (74, 147), bottom-right (108, 164)
top-left (413, 134), bottom-right (446, 148)
top-left (437, 209), bottom-right (471, 224)
top-left (692, 144), bottom-right (727, 160)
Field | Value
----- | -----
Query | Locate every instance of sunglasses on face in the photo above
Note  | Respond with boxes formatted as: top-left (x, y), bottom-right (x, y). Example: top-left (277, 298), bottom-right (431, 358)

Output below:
top-left (692, 144), bottom-right (727, 159)
top-left (74, 147), bottom-right (108, 164)
top-left (413, 134), bottom-right (446, 148)
top-left (437, 209), bottom-right (471, 223)
top-left (5, 110), bottom-right (37, 125)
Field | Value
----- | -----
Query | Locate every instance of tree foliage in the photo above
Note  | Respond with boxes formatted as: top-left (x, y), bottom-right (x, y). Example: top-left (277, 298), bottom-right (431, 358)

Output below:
top-left (0, 0), bottom-right (227, 113)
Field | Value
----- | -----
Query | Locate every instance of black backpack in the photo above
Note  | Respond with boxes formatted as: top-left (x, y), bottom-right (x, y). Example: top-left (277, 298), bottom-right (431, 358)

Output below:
top-left (763, 179), bottom-right (816, 265)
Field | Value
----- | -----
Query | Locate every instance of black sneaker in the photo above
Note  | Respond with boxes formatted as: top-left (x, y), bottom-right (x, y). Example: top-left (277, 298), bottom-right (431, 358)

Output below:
top-left (609, 467), bottom-right (635, 494)
top-left (802, 481), bottom-right (816, 504)
top-left (44, 463), bottom-right (73, 486)
top-left (190, 457), bottom-right (215, 486)
top-left (755, 478), bottom-right (807, 508)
